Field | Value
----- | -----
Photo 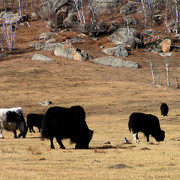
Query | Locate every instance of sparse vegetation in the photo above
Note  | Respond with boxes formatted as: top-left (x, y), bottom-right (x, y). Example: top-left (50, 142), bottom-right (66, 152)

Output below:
top-left (0, 1), bottom-right (180, 179)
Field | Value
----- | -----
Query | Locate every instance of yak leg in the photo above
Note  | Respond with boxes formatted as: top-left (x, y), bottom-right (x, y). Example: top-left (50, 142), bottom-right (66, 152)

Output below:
top-left (56, 137), bottom-right (65, 149)
top-left (32, 127), bottom-right (36, 133)
top-left (145, 133), bottom-right (150, 142)
top-left (0, 128), bottom-right (4, 138)
top-left (50, 137), bottom-right (55, 149)
top-left (13, 130), bottom-right (18, 138)
top-left (133, 133), bottom-right (139, 142)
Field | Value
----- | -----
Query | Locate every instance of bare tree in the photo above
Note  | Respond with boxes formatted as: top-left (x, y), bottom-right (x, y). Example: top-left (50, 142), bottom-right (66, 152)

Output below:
top-left (149, 58), bottom-right (155, 85)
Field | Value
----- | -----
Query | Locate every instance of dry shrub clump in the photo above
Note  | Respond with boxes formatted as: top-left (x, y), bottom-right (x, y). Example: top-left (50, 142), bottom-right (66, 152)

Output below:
top-left (27, 146), bottom-right (42, 155)
top-left (1, 147), bottom-right (16, 153)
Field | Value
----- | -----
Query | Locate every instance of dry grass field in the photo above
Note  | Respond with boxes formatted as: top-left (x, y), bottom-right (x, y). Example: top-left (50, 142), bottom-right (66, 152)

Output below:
top-left (0, 20), bottom-right (180, 179)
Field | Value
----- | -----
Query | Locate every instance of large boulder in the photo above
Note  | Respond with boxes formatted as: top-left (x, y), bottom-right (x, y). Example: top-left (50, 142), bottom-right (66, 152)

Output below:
top-left (109, 28), bottom-right (143, 48)
top-left (92, 0), bottom-right (119, 14)
top-left (102, 46), bottom-right (129, 57)
top-left (39, 0), bottom-right (75, 28)
top-left (120, 1), bottom-right (138, 15)
top-left (93, 56), bottom-right (140, 69)
top-left (54, 41), bottom-right (93, 61)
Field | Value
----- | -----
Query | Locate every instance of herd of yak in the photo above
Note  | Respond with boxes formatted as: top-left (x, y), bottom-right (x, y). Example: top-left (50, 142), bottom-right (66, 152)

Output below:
top-left (0, 103), bottom-right (168, 149)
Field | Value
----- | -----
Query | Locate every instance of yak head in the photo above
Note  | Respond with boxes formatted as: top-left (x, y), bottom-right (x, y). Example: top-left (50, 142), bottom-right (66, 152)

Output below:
top-left (75, 129), bottom-right (94, 149)
top-left (154, 130), bottom-right (165, 141)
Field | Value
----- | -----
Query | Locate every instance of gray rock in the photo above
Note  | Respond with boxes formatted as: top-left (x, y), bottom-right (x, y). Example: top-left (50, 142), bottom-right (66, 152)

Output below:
top-left (30, 42), bottom-right (45, 50)
top-left (30, 42), bottom-right (61, 51)
top-left (125, 18), bottom-right (138, 26)
top-left (92, 0), bottom-right (119, 14)
top-left (109, 28), bottom-right (142, 48)
top-left (144, 29), bottom-right (155, 35)
top-left (31, 54), bottom-right (54, 61)
top-left (39, 0), bottom-right (75, 28)
top-left (39, 32), bottom-right (58, 40)
top-left (54, 41), bottom-right (93, 61)
top-left (120, 2), bottom-right (137, 15)
top-left (63, 13), bottom-right (78, 24)
top-left (174, 34), bottom-right (180, 39)
top-left (102, 46), bottom-right (129, 57)
top-left (45, 38), bottom-right (56, 43)
top-left (93, 56), bottom-right (140, 69)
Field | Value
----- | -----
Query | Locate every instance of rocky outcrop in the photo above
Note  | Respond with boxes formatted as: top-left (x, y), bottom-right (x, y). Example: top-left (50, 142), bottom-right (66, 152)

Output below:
top-left (93, 56), bottom-right (140, 69)
top-left (109, 28), bottom-right (143, 48)
top-left (54, 41), bottom-right (93, 61)
top-left (39, 0), bottom-right (75, 28)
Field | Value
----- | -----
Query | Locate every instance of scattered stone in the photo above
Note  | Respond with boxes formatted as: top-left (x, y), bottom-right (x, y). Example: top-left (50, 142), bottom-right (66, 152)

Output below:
top-left (31, 54), bottom-right (54, 61)
top-left (0, 54), bottom-right (8, 58)
top-left (144, 29), bottom-right (155, 35)
top-left (39, 32), bottom-right (58, 40)
top-left (91, 159), bottom-right (101, 163)
top-left (174, 34), bottom-right (180, 39)
top-left (45, 39), bottom-right (56, 44)
top-left (30, 42), bottom-right (61, 51)
top-left (102, 46), bottom-right (129, 57)
top-left (159, 52), bottom-right (172, 57)
top-left (93, 56), bottom-right (140, 69)
top-left (161, 39), bottom-right (171, 53)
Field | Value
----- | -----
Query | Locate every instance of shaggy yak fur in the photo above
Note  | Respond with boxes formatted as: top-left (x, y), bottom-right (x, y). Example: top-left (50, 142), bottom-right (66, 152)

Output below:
top-left (128, 112), bottom-right (165, 142)
top-left (41, 106), bottom-right (93, 149)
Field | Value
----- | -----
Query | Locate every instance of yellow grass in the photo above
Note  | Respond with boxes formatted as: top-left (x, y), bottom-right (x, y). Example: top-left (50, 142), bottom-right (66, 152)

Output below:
top-left (0, 20), bottom-right (180, 179)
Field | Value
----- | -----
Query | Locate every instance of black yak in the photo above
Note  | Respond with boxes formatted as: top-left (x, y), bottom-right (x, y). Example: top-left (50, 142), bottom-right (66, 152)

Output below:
top-left (128, 112), bottom-right (165, 142)
top-left (160, 103), bottom-right (169, 116)
top-left (27, 113), bottom-right (44, 133)
top-left (41, 106), bottom-right (93, 149)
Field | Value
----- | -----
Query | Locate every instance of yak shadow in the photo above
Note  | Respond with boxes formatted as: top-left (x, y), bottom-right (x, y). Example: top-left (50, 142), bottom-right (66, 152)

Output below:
top-left (90, 144), bottom-right (136, 150)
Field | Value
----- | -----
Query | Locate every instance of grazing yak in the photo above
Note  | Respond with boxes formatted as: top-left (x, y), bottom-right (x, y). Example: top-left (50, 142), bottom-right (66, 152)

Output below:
top-left (160, 103), bottom-right (169, 116)
top-left (128, 112), bottom-right (165, 142)
top-left (41, 106), bottom-right (93, 149)
top-left (27, 113), bottom-right (44, 133)
top-left (0, 107), bottom-right (28, 138)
